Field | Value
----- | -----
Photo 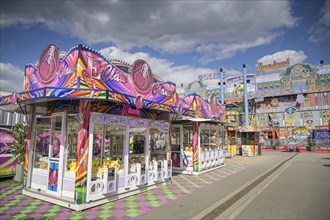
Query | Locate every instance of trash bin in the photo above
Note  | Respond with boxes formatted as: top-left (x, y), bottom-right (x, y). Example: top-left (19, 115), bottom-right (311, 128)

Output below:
top-left (289, 145), bottom-right (295, 152)
top-left (258, 144), bottom-right (262, 155)
top-left (238, 146), bottom-right (242, 156)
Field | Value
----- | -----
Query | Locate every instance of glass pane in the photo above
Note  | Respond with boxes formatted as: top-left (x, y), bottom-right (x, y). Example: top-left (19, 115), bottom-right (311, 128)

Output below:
top-left (89, 124), bottom-right (126, 179)
top-left (91, 124), bottom-right (104, 179)
top-left (105, 125), bottom-right (125, 173)
top-left (150, 128), bottom-right (168, 161)
top-left (67, 116), bottom-right (78, 160)
top-left (50, 115), bottom-right (62, 159)
top-left (183, 126), bottom-right (193, 168)
top-left (132, 134), bottom-right (145, 154)
top-left (171, 152), bottom-right (181, 167)
top-left (183, 126), bottom-right (193, 147)
top-left (51, 131), bottom-right (61, 158)
top-left (34, 117), bottom-right (51, 169)
top-left (129, 127), bottom-right (146, 174)
top-left (93, 124), bottom-right (103, 158)
top-left (219, 129), bottom-right (225, 149)
top-left (200, 129), bottom-right (209, 150)
top-left (171, 126), bottom-right (181, 167)
top-left (210, 130), bottom-right (218, 149)
top-left (53, 115), bottom-right (62, 131)
top-left (106, 126), bottom-right (125, 158)
top-left (171, 127), bottom-right (180, 151)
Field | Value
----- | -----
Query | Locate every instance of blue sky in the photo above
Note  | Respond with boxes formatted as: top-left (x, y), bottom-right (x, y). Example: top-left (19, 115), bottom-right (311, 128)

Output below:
top-left (0, 0), bottom-right (329, 92)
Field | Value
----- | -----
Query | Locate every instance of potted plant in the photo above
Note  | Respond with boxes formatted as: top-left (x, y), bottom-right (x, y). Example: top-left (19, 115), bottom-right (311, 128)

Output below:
top-left (308, 138), bottom-right (316, 152)
top-left (274, 141), bottom-right (280, 151)
top-left (11, 122), bottom-right (28, 182)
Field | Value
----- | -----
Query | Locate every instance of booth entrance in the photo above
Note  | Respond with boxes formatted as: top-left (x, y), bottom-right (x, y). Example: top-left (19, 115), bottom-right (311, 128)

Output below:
top-left (46, 113), bottom-right (66, 196)
top-left (31, 112), bottom-right (78, 199)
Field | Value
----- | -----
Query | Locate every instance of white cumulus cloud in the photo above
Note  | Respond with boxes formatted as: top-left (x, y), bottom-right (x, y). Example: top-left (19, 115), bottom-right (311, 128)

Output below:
top-left (308, 0), bottom-right (330, 43)
top-left (99, 46), bottom-right (215, 86)
top-left (197, 34), bottom-right (281, 64)
top-left (0, 63), bottom-right (25, 92)
top-left (1, 0), bottom-right (298, 63)
top-left (256, 50), bottom-right (307, 73)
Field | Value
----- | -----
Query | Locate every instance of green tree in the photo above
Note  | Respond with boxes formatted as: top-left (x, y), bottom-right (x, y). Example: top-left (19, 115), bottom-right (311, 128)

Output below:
top-left (11, 122), bottom-right (28, 164)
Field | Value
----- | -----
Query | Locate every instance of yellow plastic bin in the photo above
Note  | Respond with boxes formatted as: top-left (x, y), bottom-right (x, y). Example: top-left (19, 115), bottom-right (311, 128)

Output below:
top-left (232, 145), bottom-right (237, 155)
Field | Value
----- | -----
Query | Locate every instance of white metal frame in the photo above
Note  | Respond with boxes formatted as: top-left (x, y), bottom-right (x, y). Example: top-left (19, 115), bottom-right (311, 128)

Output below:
top-left (46, 111), bottom-right (67, 196)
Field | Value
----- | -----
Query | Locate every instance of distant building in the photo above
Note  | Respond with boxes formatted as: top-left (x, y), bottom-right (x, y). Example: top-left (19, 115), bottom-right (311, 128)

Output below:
top-left (0, 90), bottom-right (26, 126)
top-left (180, 63), bottom-right (330, 149)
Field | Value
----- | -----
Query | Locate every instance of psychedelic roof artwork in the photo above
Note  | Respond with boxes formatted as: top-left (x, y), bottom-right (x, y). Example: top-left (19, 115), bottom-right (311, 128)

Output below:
top-left (178, 93), bottom-right (226, 120)
top-left (0, 44), bottom-right (178, 113)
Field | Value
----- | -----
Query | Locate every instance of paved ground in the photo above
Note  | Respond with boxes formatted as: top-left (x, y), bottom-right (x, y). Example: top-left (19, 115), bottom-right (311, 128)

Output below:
top-left (0, 162), bottom-right (247, 219)
top-left (226, 152), bottom-right (330, 220)
top-left (141, 151), bottom-right (293, 220)
top-left (1, 151), bottom-right (321, 220)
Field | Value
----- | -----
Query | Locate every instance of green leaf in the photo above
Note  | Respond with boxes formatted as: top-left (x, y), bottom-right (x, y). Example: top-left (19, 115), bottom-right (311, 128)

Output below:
top-left (10, 122), bottom-right (28, 164)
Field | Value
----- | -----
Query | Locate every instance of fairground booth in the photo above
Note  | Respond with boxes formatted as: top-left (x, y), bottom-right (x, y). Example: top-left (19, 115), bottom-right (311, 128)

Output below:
top-left (238, 126), bottom-right (260, 157)
top-left (171, 93), bottom-right (227, 175)
top-left (0, 44), bottom-right (178, 210)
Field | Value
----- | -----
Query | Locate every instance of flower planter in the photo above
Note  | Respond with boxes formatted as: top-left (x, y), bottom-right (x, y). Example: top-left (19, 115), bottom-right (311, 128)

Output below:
top-left (13, 164), bottom-right (24, 182)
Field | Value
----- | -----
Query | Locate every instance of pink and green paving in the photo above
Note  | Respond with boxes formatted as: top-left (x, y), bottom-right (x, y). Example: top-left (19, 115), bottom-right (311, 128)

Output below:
top-left (0, 163), bottom-right (248, 219)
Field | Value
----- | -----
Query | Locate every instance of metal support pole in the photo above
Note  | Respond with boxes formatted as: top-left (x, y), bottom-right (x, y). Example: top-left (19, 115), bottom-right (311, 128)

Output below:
top-left (243, 64), bottom-right (249, 126)
top-left (220, 68), bottom-right (224, 105)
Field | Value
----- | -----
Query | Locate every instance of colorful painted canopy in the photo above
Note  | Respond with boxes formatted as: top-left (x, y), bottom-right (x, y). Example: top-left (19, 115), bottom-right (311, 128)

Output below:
top-left (0, 44), bottom-right (177, 113)
top-left (0, 44), bottom-right (225, 120)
